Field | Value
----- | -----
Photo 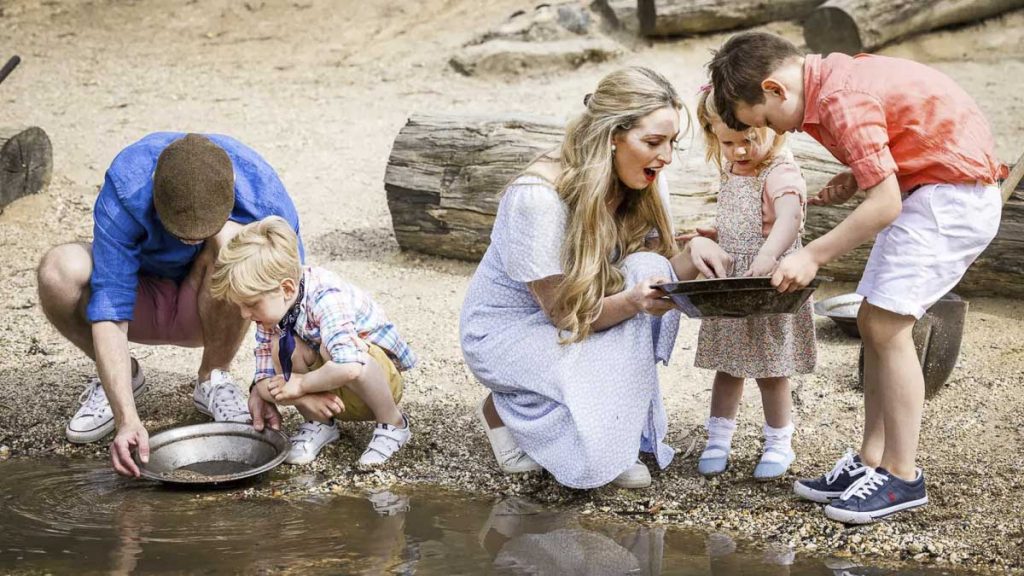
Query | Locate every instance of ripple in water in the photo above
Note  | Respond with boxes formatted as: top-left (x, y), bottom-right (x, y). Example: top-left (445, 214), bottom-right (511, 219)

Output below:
top-left (0, 458), bottom-right (416, 574)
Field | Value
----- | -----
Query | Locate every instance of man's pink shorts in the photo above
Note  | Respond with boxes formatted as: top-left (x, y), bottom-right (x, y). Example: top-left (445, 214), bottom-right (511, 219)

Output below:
top-left (126, 276), bottom-right (204, 347)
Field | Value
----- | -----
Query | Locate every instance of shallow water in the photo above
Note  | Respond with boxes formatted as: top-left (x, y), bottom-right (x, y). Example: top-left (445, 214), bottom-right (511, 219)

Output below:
top-left (0, 459), bottom-right (970, 575)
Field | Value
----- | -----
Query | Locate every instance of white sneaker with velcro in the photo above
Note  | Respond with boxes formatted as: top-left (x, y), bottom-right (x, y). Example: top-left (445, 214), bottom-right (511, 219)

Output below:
top-left (285, 420), bottom-right (341, 465)
top-left (357, 414), bottom-right (412, 469)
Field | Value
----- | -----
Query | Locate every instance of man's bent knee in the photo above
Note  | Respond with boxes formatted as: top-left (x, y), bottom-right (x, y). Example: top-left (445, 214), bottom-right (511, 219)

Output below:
top-left (37, 243), bottom-right (92, 310)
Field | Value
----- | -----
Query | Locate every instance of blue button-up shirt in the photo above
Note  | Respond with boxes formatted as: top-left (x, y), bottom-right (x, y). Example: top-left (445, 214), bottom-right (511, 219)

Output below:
top-left (87, 132), bottom-right (304, 323)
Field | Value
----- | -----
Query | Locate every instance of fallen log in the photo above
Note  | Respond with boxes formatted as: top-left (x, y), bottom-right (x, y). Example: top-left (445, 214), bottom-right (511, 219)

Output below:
top-left (803, 0), bottom-right (1024, 54)
top-left (384, 114), bottom-right (563, 261)
top-left (384, 114), bottom-right (1024, 296)
top-left (638, 0), bottom-right (824, 36)
top-left (593, 0), bottom-right (641, 33)
top-left (449, 38), bottom-right (621, 77)
top-left (0, 126), bottom-right (53, 211)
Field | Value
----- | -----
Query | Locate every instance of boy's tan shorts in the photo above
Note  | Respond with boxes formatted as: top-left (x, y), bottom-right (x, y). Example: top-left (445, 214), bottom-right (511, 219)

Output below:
top-left (334, 344), bottom-right (404, 422)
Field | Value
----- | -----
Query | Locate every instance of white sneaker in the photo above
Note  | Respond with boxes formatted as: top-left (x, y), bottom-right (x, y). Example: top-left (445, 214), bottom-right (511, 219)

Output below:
top-left (193, 369), bottom-right (251, 423)
top-left (611, 460), bottom-right (652, 489)
top-left (66, 359), bottom-right (147, 444)
top-left (285, 420), bottom-right (341, 465)
top-left (357, 414), bottom-right (411, 468)
top-left (475, 397), bottom-right (543, 474)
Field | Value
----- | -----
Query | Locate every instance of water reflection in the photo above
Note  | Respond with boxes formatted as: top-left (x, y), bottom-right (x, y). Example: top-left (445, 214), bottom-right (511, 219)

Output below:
top-left (0, 459), bottom-right (968, 576)
top-left (481, 497), bottom-right (663, 575)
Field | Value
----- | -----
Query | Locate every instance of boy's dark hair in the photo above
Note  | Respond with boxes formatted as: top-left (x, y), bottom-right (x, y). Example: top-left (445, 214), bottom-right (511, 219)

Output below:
top-left (708, 32), bottom-right (803, 130)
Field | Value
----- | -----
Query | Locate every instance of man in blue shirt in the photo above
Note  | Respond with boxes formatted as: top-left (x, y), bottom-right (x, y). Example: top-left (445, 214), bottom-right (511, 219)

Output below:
top-left (37, 133), bottom-right (302, 477)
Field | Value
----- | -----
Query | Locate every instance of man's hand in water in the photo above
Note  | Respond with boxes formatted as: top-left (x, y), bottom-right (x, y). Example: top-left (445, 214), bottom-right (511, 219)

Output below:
top-left (111, 420), bottom-right (149, 478)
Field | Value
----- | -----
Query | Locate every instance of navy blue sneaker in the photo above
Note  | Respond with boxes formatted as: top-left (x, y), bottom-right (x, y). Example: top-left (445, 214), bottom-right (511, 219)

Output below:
top-left (824, 467), bottom-right (928, 524)
top-left (793, 450), bottom-right (868, 503)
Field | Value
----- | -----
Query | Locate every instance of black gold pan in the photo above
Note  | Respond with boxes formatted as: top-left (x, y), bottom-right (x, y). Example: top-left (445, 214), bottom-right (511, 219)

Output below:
top-left (655, 276), bottom-right (826, 319)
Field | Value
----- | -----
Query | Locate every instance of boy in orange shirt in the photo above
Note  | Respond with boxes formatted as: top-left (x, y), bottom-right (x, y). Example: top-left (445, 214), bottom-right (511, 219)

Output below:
top-left (708, 32), bottom-right (1005, 523)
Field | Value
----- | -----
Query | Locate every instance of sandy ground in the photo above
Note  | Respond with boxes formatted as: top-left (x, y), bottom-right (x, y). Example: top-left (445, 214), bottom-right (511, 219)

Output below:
top-left (1, 0), bottom-right (1023, 572)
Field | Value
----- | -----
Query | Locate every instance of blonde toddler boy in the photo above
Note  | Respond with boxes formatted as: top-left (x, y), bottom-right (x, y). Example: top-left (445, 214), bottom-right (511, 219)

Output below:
top-left (210, 216), bottom-right (417, 467)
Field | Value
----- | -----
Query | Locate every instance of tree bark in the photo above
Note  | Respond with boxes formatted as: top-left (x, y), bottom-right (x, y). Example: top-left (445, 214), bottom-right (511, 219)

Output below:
top-left (638, 0), bottom-right (824, 36)
top-left (384, 114), bottom-right (1024, 296)
top-left (804, 0), bottom-right (1024, 54)
top-left (0, 127), bottom-right (53, 211)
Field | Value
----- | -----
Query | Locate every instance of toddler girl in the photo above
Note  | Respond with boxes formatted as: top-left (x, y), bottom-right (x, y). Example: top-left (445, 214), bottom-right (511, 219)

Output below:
top-left (692, 86), bottom-right (816, 479)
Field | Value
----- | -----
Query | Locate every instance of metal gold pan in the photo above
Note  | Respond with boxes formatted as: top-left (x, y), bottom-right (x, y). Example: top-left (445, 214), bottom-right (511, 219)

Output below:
top-left (134, 422), bottom-right (289, 485)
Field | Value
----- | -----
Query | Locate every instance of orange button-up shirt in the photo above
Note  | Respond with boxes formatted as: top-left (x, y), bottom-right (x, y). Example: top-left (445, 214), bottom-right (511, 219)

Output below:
top-left (801, 53), bottom-right (1006, 194)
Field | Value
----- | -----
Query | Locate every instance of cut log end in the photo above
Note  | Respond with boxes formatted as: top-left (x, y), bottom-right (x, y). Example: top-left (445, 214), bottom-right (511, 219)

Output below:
top-left (0, 127), bottom-right (53, 210)
top-left (803, 6), bottom-right (863, 55)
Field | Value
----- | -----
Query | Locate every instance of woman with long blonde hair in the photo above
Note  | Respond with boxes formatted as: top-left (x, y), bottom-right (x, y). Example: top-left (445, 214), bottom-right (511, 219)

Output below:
top-left (460, 67), bottom-right (732, 489)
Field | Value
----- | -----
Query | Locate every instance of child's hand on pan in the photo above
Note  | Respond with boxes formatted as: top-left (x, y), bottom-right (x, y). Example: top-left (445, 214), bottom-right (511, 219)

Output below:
top-left (686, 236), bottom-right (733, 278)
top-left (744, 252), bottom-right (778, 277)
top-left (771, 250), bottom-right (818, 293)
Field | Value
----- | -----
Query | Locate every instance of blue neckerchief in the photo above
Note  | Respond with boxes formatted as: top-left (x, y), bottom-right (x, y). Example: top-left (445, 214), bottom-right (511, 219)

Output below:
top-left (276, 277), bottom-right (305, 381)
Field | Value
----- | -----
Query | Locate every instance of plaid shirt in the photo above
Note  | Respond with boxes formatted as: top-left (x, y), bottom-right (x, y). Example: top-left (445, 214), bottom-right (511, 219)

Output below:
top-left (253, 266), bottom-right (416, 383)
top-left (801, 53), bottom-right (1005, 193)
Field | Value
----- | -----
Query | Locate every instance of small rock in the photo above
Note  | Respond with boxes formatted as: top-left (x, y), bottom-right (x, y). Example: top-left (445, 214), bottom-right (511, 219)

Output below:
top-left (0, 445), bottom-right (9, 460)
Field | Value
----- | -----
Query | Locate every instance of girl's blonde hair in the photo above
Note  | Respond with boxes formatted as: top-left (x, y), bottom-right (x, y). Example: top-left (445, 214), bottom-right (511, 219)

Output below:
top-left (209, 216), bottom-right (302, 302)
top-left (536, 66), bottom-right (684, 344)
top-left (696, 87), bottom-right (786, 173)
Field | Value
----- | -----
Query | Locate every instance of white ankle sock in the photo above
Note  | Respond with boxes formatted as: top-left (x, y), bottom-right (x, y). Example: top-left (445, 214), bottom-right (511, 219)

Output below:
top-left (705, 416), bottom-right (737, 451)
top-left (762, 422), bottom-right (795, 462)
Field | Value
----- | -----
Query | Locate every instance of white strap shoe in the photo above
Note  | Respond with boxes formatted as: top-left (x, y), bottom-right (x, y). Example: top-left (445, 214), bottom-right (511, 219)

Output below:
top-left (358, 414), bottom-right (412, 469)
top-left (286, 420), bottom-right (341, 465)
top-left (475, 397), bottom-right (542, 474)
top-left (611, 460), bottom-right (651, 489)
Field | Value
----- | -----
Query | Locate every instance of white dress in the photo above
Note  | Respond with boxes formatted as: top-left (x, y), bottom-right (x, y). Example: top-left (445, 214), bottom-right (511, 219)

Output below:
top-left (459, 175), bottom-right (681, 488)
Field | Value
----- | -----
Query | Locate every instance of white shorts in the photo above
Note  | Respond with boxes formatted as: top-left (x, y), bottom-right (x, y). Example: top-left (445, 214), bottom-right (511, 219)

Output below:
top-left (856, 182), bottom-right (1001, 319)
